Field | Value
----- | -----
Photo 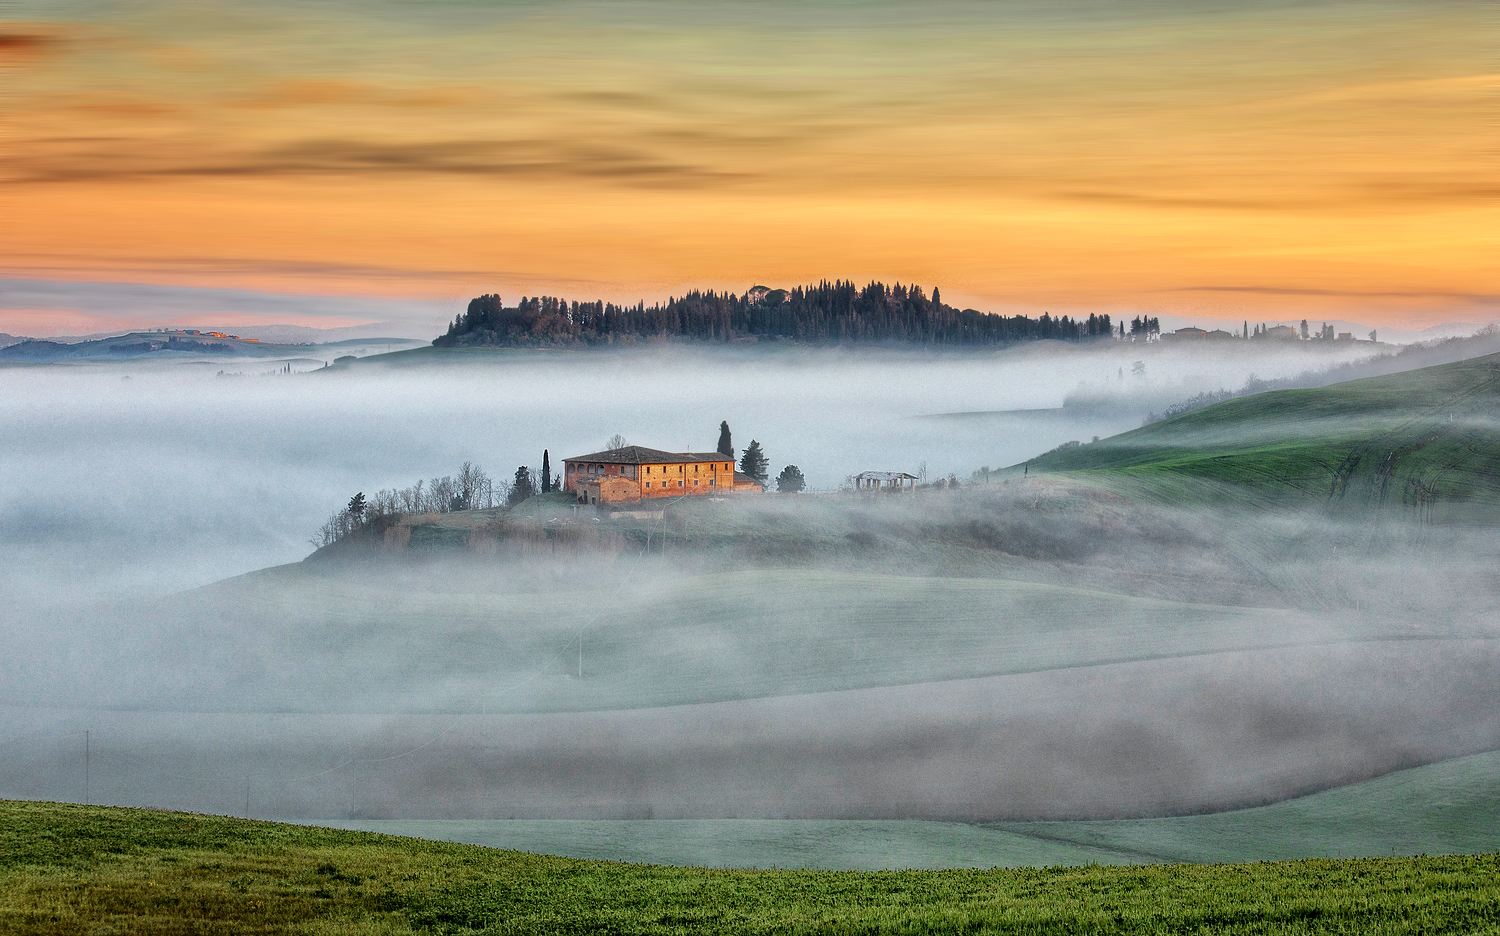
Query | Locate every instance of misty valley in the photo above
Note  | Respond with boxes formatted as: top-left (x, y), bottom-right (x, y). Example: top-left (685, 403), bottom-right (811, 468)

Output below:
top-left (4, 338), bottom-right (1500, 872)
top-left (5, 0), bottom-right (1494, 926)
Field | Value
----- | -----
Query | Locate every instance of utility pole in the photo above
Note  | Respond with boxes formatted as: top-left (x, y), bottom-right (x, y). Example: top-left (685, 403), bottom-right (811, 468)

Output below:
top-left (84, 730), bottom-right (89, 805)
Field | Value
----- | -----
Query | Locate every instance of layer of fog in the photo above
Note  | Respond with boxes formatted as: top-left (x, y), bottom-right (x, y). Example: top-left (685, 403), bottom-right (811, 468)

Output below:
top-left (4, 476), bottom-right (1500, 820)
top-left (7, 638), bottom-right (1500, 821)
top-left (8, 339), bottom-right (1500, 826)
top-left (0, 339), bottom-right (1378, 603)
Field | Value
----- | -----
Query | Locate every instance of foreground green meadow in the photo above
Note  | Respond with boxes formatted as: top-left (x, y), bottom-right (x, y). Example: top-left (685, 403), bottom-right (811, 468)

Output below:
top-left (4, 801), bottom-right (1499, 935)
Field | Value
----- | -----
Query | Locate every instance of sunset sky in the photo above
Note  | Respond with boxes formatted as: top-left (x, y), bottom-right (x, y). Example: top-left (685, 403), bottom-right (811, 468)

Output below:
top-left (3, 0), bottom-right (1494, 335)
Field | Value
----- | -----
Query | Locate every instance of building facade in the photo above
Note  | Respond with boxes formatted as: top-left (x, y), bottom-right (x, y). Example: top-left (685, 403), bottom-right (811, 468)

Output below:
top-left (564, 446), bottom-right (761, 505)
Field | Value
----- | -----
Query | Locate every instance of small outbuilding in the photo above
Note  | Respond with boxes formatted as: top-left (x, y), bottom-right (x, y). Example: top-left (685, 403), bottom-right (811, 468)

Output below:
top-left (733, 471), bottom-right (765, 493)
top-left (575, 475), bottom-right (641, 506)
top-left (853, 471), bottom-right (917, 493)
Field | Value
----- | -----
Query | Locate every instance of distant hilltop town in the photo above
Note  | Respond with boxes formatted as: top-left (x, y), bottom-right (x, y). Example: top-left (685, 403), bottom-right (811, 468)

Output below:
top-left (1158, 320), bottom-right (1378, 344)
top-left (150, 328), bottom-right (260, 343)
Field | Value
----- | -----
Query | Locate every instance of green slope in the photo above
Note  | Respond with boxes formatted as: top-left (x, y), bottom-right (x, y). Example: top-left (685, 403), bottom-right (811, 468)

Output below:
top-left (1025, 352), bottom-right (1500, 518)
top-left (5, 801), bottom-right (1500, 935)
top-left (993, 747), bottom-right (1500, 865)
top-left (314, 817), bottom-right (1149, 870)
top-left (313, 748), bottom-right (1500, 870)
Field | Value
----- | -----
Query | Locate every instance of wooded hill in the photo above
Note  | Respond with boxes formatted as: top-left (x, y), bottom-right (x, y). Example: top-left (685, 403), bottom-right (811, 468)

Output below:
top-left (433, 282), bottom-right (1123, 347)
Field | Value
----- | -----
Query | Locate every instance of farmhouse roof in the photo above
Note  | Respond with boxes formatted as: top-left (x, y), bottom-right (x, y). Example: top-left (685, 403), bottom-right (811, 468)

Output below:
top-left (564, 446), bottom-right (731, 465)
top-left (855, 471), bottom-right (918, 481)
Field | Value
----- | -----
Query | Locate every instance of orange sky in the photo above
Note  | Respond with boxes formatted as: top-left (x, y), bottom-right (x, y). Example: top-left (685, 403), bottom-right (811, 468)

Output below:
top-left (3, 0), bottom-right (1495, 332)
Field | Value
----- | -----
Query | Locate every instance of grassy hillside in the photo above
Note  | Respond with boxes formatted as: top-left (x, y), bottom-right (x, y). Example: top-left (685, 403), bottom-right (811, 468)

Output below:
top-left (4, 801), bottom-right (1500, 935)
top-left (992, 746), bottom-right (1500, 865)
top-left (318, 747), bottom-right (1500, 870)
top-left (1023, 352), bottom-right (1500, 518)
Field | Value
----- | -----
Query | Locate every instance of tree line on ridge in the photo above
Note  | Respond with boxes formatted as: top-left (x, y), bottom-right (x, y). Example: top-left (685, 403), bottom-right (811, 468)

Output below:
top-left (434, 282), bottom-right (1119, 347)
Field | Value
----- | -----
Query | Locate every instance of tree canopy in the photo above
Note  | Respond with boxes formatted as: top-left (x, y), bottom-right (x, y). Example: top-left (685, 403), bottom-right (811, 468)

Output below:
top-left (509, 466), bottom-right (536, 505)
top-left (739, 440), bottom-right (768, 483)
top-left (776, 465), bottom-right (805, 493)
top-left (434, 282), bottom-right (1115, 348)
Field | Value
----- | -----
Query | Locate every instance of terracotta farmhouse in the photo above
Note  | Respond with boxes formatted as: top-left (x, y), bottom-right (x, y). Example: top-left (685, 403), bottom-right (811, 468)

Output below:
top-left (565, 446), bottom-right (764, 505)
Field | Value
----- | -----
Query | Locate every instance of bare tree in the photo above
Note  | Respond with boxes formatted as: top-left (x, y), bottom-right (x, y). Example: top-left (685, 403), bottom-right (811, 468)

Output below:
top-left (455, 461), bottom-right (490, 511)
top-left (312, 460), bottom-right (497, 547)
top-left (607, 433), bottom-right (627, 450)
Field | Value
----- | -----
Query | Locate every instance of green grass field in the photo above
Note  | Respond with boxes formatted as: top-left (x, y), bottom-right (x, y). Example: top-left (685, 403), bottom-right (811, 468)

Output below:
top-left (5, 800), bottom-right (1500, 935)
top-left (1022, 352), bottom-right (1500, 518)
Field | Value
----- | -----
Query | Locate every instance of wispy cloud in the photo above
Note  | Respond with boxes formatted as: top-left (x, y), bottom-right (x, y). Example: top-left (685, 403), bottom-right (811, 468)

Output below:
top-left (0, 276), bottom-right (455, 337)
top-left (1176, 286), bottom-right (1500, 302)
top-left (3, 0), bottom-right (1495, 327)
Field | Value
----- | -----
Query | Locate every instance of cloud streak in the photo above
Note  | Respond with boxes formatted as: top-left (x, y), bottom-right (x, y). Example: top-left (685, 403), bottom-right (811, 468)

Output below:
top-left (3, 0), bottom-right (1495, 326)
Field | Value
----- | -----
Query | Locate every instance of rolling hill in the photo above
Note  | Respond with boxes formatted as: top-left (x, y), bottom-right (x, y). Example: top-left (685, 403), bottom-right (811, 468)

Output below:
top-left (0, 332), bottom-right (293, 360)
top-left (1022, 351), bottom-right (1500, 519)
top-left (318, 746), bottom-right (1500, 868)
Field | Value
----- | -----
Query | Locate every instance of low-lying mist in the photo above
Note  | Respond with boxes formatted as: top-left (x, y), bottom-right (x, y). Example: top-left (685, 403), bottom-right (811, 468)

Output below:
top-left (7, 338), bottom-right (1497, 827)
top-left (0, 340), bottom-right (1379, 603)
top-left (3, 471), bottom-right (1497, 822)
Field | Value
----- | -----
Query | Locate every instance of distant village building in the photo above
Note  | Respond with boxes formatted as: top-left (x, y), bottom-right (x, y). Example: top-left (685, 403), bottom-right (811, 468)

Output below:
top-left (1158, 326), bottom-right (1239, 342)
top-left (1254, 324), bottom-right (1299, 341)
top-left (853, 471), bottom-right (917, 493)
top-left (1140, 321), bottom-right (1355, 344)
top-left (564, 446), bottom-right (762, 505)
top-left (1162, 326), bottom-right (1209, 341)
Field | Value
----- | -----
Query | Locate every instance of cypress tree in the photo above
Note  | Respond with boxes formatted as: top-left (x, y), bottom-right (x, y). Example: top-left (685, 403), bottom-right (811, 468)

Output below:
top-left (717, 421), bottom-right (733, 458)
top-left (541, 449), bottom-right (552, 493)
